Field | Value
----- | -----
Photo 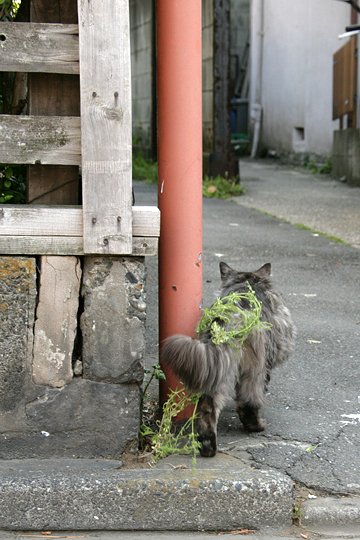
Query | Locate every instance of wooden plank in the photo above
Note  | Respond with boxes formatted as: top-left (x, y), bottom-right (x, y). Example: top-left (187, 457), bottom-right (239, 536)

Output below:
top-left (0, 206), bottom-right (160, 238)
top-left (0, 236), bottom-right (158, 256)
top-left (0, 22), bottom-right (79, 74)
top-left (0, 115), bottom-right (81, 165)
top-left (132, 206), bottom-right (160, 237)
top-left (333, 37), bottom-right (357, 122)
top-left (0, 236), bottom-right (83, 255)
top-left (132, 237), bottom-right (158, 256)
top-left (78, 0), bottom-right (133, 254)
top-left (0, 206), bottom-right (82, 236)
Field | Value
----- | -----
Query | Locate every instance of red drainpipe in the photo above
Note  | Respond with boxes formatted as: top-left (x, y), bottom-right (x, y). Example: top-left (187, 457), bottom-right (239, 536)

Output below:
top-left (156, 0), bottom-right (203, 415)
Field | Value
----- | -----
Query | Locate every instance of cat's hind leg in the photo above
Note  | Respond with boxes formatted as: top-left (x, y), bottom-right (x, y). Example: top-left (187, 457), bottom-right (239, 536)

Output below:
top-left (235, 373), bottom-right (266, 433)
top-left (197, 394), bottom-right (223, 457)
top-left (235, 342), bottom-right (267, 432)
top-left (237, 402), bottom-right (266, 432)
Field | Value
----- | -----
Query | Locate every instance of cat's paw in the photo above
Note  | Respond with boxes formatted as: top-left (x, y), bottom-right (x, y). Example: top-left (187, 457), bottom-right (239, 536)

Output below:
top-left (242, 418), bottom-right (266, 433)
top-left (198, 431), bottom-right (217, 457)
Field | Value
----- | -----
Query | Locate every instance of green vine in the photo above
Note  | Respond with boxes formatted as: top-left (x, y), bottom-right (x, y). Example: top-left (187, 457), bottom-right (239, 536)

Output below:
top-left (197, 284), bottom-right (271, 347)
top-left (141, 388), bottom-right (201, 465)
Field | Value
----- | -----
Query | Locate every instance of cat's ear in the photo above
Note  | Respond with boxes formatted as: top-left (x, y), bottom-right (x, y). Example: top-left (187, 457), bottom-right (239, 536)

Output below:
top-left (256, 263), bottom-right (271, 277)
top-left (219, 262), bottom-right (235, 281)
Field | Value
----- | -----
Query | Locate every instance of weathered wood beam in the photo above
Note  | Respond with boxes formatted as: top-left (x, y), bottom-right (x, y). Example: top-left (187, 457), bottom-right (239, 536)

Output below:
top-left (0, 206), bottom-right (160, 238)
top-left (0, 22), bottom-right (79, 74)
top-left (0, 236), bottom-right (158, 256)
top-left (78, 0), bottom-right (133, 255)
top-left (0, 115), bottom-right (80, 165)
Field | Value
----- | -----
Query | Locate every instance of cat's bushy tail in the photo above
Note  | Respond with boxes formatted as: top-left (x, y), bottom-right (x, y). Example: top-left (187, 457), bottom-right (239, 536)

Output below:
top-left (161, 335), bottom-right (236, 395)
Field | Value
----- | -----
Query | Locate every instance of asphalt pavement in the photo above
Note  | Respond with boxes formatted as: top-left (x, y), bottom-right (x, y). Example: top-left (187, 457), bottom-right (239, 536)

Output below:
top-left (1, 159), bottom-right (359, 538)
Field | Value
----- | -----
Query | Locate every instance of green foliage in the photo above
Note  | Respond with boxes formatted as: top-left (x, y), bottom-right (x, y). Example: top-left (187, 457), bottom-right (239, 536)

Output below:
top-left (139, 362), bottom-right (165, 427)
top-left (132, 153), bottom-right (158, 184)
top-left (303, 156), bottom-right (332, 175)
top-left (142, 389), bottom-right (201, 464)
top-left (292, 503), bottom-right (304, 525)
top-left (141, 363), bottom-right (165, 402)
top-left (305, 443), bottom-right (320, 453)
top-left (140, 363), bottom-right (201, 465)
top-left (0, 0), bottom-right (21, 20)
top-left (0, 165), bottom-right (26, 203)
top-left (197, 286), bottom-right (271, 347)
top-left (203, 175), bottom-right (244, 199)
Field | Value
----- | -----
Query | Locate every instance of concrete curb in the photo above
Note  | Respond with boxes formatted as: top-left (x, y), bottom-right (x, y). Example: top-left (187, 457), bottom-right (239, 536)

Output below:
top-left (303, 496), bottom-right (360, 526)
top-left (0, 457), bottom-right (293, 531)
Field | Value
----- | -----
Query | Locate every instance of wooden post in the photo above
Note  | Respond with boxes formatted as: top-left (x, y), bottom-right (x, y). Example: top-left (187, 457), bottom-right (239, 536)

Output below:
top-left (27, 0), bottom-right (80, 205)
top-left (157, 0), bottom-right (203, 410)
top-left (211, 0), bottom-right (237, 178)
top-left (78, 0), bottom-right (133, 254)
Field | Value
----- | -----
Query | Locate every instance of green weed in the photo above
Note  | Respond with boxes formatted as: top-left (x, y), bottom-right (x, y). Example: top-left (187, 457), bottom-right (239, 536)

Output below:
top-left (292, 503), bottom-right (304, 525)
top-left (305, 443), bottom-right (320, 453)
top-left (203, 175), bottom-right (244, 199)
top-left (197, 285), bottom-right (271, 347)
top-left (303, 156), bottom-right (332, 175)
top-left (141, 388), bottom-right (201, 465)
top-left (132, 153), bottom-right (158, 184)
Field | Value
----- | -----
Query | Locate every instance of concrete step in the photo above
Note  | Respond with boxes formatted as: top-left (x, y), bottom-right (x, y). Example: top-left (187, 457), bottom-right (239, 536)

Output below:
top-left (0, 455), bottom-right (293, 531)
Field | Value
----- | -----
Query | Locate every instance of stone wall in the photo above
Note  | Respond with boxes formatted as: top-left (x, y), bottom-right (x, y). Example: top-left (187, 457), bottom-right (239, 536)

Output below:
top-left (0, 255), bottom-right (146, 459)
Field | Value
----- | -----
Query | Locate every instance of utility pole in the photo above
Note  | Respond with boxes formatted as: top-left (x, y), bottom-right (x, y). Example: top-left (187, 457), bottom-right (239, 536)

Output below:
top-left (157, 0), bottom-right (203, 414)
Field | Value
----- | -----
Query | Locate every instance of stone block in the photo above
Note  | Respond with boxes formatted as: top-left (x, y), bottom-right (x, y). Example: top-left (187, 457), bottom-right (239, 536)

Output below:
top-left (81, 256), bottom-right (146, 384)
top-left (0, 379), bottom-right (140, 459)
top-left (0, 257), bottom-right (36, 413)
top-left (32, 256), bottom-right (81, 388)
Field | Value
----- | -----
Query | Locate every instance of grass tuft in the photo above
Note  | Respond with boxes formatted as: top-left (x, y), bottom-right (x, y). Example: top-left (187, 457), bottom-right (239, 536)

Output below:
top-left (203, 175), bottom-right (244, 199)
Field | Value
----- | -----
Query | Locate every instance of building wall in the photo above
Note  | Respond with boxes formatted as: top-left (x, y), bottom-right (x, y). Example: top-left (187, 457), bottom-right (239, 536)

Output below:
top-left (250, 0), bottom-right (351, 157)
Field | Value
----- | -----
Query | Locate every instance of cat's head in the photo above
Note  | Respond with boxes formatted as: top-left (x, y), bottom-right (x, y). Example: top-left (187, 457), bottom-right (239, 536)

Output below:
top-left (219, 262), bottom-right (272, 289)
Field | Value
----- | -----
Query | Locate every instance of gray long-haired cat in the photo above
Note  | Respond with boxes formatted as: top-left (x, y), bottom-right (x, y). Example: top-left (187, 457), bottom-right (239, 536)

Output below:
top-left (161, 262), bottom-right (295, 457)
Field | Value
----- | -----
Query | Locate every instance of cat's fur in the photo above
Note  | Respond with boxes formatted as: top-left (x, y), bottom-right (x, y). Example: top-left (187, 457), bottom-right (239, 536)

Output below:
top-left (161, 262), bottom-right (295, 457)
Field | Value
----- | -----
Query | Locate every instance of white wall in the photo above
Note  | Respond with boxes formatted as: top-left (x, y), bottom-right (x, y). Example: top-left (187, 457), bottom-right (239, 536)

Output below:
top-left (250, 0), bottom-right (351, 156)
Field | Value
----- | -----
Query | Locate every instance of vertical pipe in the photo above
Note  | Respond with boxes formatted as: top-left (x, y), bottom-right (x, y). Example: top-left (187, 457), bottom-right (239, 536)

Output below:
top-left (157, 0), bottom-right (203, 411)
